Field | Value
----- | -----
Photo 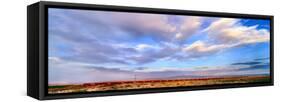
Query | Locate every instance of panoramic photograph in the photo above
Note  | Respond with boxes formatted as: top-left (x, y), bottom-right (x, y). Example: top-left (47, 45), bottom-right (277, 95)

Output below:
top-left (48, 8), bottom-right (270, 94)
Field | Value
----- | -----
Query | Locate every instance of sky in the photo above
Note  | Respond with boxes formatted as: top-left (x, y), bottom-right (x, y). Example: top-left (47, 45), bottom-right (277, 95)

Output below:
top-left (48, 8), bottom-right (270, 85)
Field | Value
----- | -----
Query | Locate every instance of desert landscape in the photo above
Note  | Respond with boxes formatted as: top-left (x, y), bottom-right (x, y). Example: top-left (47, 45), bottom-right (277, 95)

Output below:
top-left (48, 9), bottom-right (271, 95)
top-left (48, 75), bottom-right (270, 94)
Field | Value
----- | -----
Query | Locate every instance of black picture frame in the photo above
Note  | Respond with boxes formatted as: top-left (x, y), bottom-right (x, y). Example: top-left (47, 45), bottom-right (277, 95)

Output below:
top-left (27, 1), bottom-right (274, 100)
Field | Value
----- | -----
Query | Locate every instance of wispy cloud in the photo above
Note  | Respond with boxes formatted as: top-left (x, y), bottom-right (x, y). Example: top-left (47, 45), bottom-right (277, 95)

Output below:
top-left (231, 61), bottom-right (262, 65)
top-left (254, 57), bottom-right (269, 61)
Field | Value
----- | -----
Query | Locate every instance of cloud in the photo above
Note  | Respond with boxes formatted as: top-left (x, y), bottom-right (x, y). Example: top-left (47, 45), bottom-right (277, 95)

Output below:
top-left (72, 10), bottom-right (177, 42)
top-left (181, 40), bottom-right (233, 59)
top-left (135, 44), bottom-right (159, 52)
top-left (238, 63), bottom-right (269, 71)
top-left (254, 57), bottom-right (269, 61)
top-left (128, 46), bottom-right (178, 64)
top-left (55, 33), bottom-right (133, 65)
top-left (55, 8), bottom-right (203, 43)
top-left (175, 17), bottom-right (202, 40)
top-left (204, 18), bottom-right (269, 44)
top-left (230, 59), bottom-right (270, 72)
top-left (110, 14), bottom-right (203, 42)
top-left (49, 8), bottom-right (207, 65)
top-left (112, 13), bottom-right (177, 41)
top-left (183, 40), bottom-right (225, 53)
top-left (179, 18), bottom-right (270, 59)
top-left (231, 61), bottom-right (262, 65)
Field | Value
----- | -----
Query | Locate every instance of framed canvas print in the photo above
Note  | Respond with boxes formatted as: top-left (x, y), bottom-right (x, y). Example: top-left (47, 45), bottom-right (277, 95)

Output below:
top-left (27, 1), bottom-right (274, 100)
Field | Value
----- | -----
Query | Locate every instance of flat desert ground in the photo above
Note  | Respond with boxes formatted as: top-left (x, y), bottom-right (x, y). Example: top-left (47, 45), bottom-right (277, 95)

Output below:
top-left (48, 75), bottom-right (270, 94)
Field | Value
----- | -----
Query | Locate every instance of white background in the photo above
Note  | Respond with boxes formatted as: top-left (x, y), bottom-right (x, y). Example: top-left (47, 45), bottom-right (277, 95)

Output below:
top-left (0, 0), bottom-right (279, 101)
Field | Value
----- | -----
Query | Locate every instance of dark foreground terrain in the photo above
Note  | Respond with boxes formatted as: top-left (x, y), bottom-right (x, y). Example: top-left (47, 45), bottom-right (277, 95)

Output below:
top-left (48, 75), bottom-right (270, 94)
